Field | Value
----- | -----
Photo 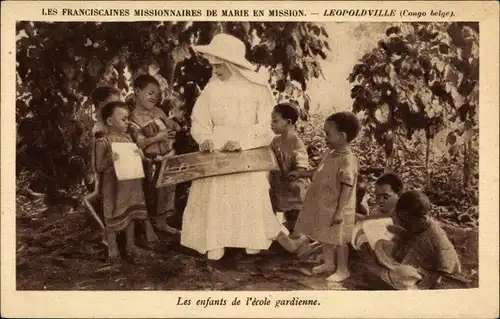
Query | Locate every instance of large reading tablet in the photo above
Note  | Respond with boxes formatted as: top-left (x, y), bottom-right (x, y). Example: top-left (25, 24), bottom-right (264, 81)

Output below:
top-left (156, 147), bottom-right (278, 188)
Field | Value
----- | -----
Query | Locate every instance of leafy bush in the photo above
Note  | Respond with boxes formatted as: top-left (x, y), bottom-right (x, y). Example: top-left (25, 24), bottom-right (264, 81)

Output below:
top-left (16, 21), bottom-right (331, 200)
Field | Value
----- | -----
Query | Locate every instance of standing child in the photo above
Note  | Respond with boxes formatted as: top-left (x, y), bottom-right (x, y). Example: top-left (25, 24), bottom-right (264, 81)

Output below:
top-left (84, 86), bottom-right (122, 193)
top-left (94, 101), bottom-right (157, 262)
top-left (294, 112), bottom-right (361, 282)
top-left (129, 75), bottom-right (179, 234)
top-left (270, 103), bottom-right (310, 233)
top-left (90, 86), bottom-right (122, 139)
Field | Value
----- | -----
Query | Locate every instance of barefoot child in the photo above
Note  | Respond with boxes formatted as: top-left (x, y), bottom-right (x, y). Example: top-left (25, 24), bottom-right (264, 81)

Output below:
top-left (356, 172), bottom-right (403, 222)
top-left (84, 86), bottom-right (122, 194)
top-left (270, 103), bottom-right (310, 233)
top-left (294, 112), bottom-right (361, 282)
top-left (94, 101), bottom-right (157, 262)
top-left (354, 172), bottom-right (404, 263)
top-left (129, 75), bottom-right (180, 234)
top-left (90, 86), bottom-right (122, 139)
top-left (361, 190), bottom-right (462, 290)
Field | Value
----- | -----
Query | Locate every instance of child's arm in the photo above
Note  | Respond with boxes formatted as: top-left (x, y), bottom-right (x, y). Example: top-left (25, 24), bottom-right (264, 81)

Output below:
top-left (94, 139), bottom-right (116, 173)
top-left (288, 167), bottom-right (316, 179)
top-left (331, 183), bottom-right (354, 224)
top-left (138, 131), bottom-right (172, 149)
top-left (330, 157), bottom-right (357, 225)
top-left (287, 139), bottom-right (311, 179)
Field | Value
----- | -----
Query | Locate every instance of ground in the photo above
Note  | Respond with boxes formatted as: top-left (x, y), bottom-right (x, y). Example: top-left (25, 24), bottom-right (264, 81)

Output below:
top-left (15, 193), bottom-right (478, 291)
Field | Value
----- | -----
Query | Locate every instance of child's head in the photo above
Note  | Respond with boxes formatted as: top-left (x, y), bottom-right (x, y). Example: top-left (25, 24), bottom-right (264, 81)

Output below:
top-left (101, 101), bottom-right (130, 133)
top-left (91, 86), bottom-right (121, 117)
top-left (323, 112), bottom-right (360, 150)
top-left (396, 190), bottom-right (431, 232)
top-left (271, 103), bottom-right (299, 134)
top-left (375, 172), bottom-right (403, 214)
top-left (133, 74), bottom-right (161, 110)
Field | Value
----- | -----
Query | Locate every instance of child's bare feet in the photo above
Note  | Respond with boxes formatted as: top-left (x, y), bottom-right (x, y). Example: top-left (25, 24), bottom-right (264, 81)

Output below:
top-left (277, 233), bottom-right (308, 253)
top-left (107, 250), bottom-right (121, 263)
top-left (297, 241), bottom-right (322, 260)
top-left (155, 213), bottom-right (181, 234)
top-left (327, 244), bottom-right (350, 282)
top-left (312, 263), bottom-right (336, 275)
top-left (326, 270), bottom-right (351, 282)
top-left (144, 220), bottom-right (160, 243)
top-left (107, 232), bottom-right (120, 262)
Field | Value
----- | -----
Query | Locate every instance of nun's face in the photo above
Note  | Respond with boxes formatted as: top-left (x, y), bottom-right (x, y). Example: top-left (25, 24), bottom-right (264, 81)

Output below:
top-left (211, 62), bottom-right (232, 81)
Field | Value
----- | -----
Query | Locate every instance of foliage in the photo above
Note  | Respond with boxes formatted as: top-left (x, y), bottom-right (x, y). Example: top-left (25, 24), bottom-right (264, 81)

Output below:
top-left (298, 113), bottom-right (478, 227)
top-left (348, 22), bottom-right (479, 181)
top-left (16, 21), bottom-right (330, 197)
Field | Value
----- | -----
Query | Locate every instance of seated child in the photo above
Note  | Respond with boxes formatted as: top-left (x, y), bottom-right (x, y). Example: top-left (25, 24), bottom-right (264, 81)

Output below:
top-left (94, 101), bottom-right (158, 262)
top-left (356, 172), bottom-right (403, 222)
top-left (129, 75), bottom-right (179, 234)
top-left (270, 103), bottom-right (310, 233)
top-left (293, 112), bottom-right (361, 282)
top-left (360, 190), bottom-right (462, 290)
top-left (354, 172), bottom-right (404, 261)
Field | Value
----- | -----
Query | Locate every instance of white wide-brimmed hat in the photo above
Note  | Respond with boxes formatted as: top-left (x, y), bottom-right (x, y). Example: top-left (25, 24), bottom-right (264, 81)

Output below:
top-left (193, 33), bottom-right (255, 70)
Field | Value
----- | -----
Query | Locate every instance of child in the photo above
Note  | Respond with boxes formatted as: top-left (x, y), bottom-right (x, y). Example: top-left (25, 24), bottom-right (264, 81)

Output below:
top-left (356, 172), bottom-right (403, 222)
top-left (90, 86), bottom-right (122, 139)
top-left (94, 101), bottom-right (158, 262)
top-left (129, 75), bottom-right (179, 234)
top-left (362, 190), bottom-right (462, 290)
top-left (270, 103), bottom-right (310, 233)
top-left (294, 111), bottom-right (361, 282)
top-left (83, 86), bottom-right (122, 194)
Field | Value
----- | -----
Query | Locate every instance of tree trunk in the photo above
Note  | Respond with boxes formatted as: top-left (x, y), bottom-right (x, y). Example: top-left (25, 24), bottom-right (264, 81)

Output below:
top-left (463, 140), bottom-right (472, 187)
top-left (425, 136), bottom-right (431, 187)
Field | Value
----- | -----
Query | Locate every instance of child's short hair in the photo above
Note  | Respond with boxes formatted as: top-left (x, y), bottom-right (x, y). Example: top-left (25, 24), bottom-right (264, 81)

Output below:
top-left (396, 190), bottom-right (431, 217)
top-left (376, 172), bottom-right (404, 194)
top-left (91, 86), bottom-right (120, 106)
top-left (133, 74), bottom-right (160, 90)
top-left (101, 101), bottom-right (129, 123)
top-left (273, 103), bottom-right (299, 125)
top-left (325, 112), bottom-right (361, 142)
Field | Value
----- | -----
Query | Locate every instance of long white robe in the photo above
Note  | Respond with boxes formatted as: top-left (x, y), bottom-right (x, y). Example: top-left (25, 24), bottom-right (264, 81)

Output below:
top-left (181, 75), bottom-right (282, 253)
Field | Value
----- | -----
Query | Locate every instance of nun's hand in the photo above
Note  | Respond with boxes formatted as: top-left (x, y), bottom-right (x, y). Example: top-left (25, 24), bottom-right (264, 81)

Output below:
top-left (221, 141), bottom-right (242, 152)
top-left (199, 139), bottom-right (214, 152)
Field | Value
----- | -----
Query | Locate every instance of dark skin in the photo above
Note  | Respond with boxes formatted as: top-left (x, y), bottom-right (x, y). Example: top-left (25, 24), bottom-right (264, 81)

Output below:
top-left (290, 121), bottom-right (352, 225)
top-left (102, 107), bottom-right (156, 263)
top-left (385, 210), bottom-right (442, 289)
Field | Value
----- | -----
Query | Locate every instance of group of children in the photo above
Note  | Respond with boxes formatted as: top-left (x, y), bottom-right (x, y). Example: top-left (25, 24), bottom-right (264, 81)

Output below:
top-left (269, 103), bottom-right (462, 289)
top-left (87, 78), bottom-right (462, 289)
top-left (88, 74), bottom-right (181, 262)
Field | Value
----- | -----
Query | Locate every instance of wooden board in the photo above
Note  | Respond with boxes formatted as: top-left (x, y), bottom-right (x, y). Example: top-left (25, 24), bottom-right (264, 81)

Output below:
top-left (156, 147), bottom-right (278, 188)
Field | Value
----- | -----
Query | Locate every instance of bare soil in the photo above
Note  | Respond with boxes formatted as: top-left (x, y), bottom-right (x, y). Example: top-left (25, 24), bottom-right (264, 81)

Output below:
top-left (15, 194), bottom-right (478, 291)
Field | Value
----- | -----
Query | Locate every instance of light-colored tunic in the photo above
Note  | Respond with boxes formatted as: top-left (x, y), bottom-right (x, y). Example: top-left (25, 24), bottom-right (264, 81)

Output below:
top-left (295, 148), bottom-right (358, 245)
top-left (181, 76), bottom-right (282, 253)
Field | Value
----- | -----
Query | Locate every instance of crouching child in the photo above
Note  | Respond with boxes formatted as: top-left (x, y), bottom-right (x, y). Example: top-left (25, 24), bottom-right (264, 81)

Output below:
top-left (360, 190), bottom-right (462, 290)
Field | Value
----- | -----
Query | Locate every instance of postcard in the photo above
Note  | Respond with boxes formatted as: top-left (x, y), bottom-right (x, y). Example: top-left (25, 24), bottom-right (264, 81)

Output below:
top-left (2, 1), bottom-right (498, 318)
